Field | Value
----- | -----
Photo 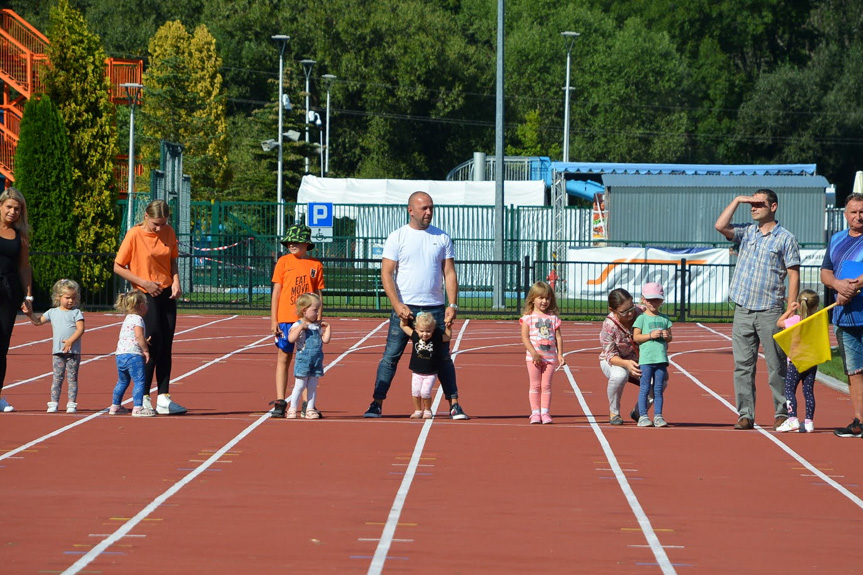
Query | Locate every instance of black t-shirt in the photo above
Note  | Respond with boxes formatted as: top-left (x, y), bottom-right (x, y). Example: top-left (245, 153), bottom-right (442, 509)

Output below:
top-left (408, 330), bottom-right (444, 375)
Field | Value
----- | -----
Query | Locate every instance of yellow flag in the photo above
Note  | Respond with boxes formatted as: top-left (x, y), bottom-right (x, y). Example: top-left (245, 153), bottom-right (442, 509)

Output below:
top-left (773, 305), bottom-right (834, 372)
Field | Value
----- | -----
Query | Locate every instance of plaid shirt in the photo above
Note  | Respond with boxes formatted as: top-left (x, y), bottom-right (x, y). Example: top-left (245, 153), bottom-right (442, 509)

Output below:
top-left (729, 222), bottom-right (800, 310)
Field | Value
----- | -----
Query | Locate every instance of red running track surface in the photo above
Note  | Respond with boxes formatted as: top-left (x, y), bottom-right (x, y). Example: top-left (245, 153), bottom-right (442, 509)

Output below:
top-left (1, 314), bottom-right (861, 574)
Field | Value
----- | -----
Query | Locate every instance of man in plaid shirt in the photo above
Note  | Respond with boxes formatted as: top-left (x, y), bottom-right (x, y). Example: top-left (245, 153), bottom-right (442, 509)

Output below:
top-left (715, 189), bottom-right (800, 431)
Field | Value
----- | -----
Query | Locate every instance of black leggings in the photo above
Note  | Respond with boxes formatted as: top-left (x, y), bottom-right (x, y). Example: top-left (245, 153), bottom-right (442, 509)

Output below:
top-left (144, 291), bottom-right (177, 396)
top-left (784, 362), bottom-right (816, 420)
top-left (0, 281), bottom-right (22, 394)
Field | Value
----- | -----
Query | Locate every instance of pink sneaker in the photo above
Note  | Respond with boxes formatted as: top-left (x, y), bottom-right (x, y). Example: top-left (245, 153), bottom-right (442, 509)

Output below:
top-left (422, 409), bottom-right (433, 419)
top-left (109, 404), bottom-right (130, 415)
top-left (541, 413), bottom-right (553, 424)
top-left (529, 413), bottom-right (541, 424)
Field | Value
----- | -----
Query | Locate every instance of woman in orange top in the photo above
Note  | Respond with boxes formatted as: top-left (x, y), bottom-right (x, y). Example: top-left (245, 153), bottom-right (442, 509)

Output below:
top-left (113, 200), bottom-right (186, 415)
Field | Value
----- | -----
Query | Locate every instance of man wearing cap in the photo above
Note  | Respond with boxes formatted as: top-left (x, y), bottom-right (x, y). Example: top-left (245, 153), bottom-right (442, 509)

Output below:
top-left (269, 223), bottom-right (325, 418)
top-left (364, 191), bottom-right (468, 420)
top-left (715, 189), bottom-right (800, 430)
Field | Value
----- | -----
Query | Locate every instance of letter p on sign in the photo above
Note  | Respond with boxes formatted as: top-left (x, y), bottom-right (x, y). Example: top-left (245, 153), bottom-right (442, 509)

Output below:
top-left (308, 202), bottom-right (333, 227)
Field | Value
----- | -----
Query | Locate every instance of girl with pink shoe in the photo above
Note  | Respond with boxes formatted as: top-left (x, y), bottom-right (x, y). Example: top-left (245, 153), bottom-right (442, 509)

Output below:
top-left (520, 281), bottom-right (566, 424)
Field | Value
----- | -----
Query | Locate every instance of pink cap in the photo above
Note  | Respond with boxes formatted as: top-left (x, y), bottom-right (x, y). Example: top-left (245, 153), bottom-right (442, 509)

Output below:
top-left (642, 282), bottom-right (665, 300)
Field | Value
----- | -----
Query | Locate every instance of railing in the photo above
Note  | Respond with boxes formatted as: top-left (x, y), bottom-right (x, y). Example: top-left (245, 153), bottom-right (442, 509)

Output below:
top-left (28, 250), bottom-right (825, 323)
top-left (106, 58), bottom-right (144, 104)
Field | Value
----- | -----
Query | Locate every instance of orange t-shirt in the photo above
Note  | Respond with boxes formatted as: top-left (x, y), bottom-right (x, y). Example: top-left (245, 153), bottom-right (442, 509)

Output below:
top-left (272, 254), bottom-right (325, 323)
top-left (115, 224), bottom-right (179, 292)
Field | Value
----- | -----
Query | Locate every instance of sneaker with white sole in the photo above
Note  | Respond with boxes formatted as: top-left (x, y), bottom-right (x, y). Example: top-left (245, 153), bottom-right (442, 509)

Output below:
top-left (776, 417), bottom-right (800, 433)
top-left (109, 404), bottom-right (131, 415)
top-left (804, 419), bottom-right (815, 433)
top-left (131, 405), bottom-right (156, 417)
top-left (142, 395), bottom-right (154, 411)
top-left (363, 401), bottom-right (382, 418)
top-left (47, 401), bottom-right (59, 413)
top-left (0, 397), bottom-right (14, 412)
top-left (637, 415), bottom-right (653, 427)
top-left (156, 394), bottom-right (187, 415)
top-left (66, 402), bottom-right (77, 414)
top-left (450, 403), bottom-right (469, 420)
top-left (654, 415), bottom-right (668, 428)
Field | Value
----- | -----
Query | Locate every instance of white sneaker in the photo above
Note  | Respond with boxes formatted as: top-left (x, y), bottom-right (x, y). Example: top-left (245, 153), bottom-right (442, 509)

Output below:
top-left (804, 420), bottom-right (815, 433)
top-left (776, 417), bottom-right (800, 433)
top-left (637, 415), bottom-right (653, 427)
top-left (66, 402), bottom-right (78, 414)
top-left (156, 394), bottom-right (187, 415)
top-left (0, 397), bottom-right (14, 412)
top-left (47, 401), bottom-right (59, 413)
top-left (142, 395), bottom-right (154, 410)
top-left (654, 415), bottom-right (668, 428)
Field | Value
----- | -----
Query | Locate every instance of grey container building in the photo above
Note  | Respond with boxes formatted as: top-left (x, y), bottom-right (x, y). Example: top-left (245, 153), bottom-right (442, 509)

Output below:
top-left (602, 174), bottom-right (830, 247)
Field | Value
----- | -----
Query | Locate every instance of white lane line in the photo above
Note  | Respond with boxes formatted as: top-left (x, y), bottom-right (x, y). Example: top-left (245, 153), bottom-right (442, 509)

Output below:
top-left (671, 343), bottom-right (863, 512)
top-left (4, 316), bottom-right (239, 389)
top-left (560, 362), bottom-right (677, 575)
top-left (0, 317), bottom-right (246, 462)
top-left (62, 320), bottom-right (389, 575)
top-left (10, 321), bottom-right (124, 350)
top-left (367, 320), bottom-right (469, 575)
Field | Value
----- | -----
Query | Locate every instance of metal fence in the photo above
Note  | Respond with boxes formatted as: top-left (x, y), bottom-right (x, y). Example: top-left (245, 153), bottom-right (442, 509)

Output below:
top-left (29, 251), bottom-right (825, 323)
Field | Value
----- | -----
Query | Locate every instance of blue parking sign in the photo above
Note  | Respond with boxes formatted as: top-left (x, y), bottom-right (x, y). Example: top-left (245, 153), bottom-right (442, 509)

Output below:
top-left (308, 202), bottom-right (333, 227)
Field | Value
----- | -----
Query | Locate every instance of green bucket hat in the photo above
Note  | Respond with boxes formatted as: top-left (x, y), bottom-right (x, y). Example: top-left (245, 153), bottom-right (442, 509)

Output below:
top-left (280, 223), bottom-right (315, 250)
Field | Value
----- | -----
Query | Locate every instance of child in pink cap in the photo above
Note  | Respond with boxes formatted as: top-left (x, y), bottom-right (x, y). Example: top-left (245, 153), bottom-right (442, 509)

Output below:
top-left (632, 282), bottom-right (673, 427)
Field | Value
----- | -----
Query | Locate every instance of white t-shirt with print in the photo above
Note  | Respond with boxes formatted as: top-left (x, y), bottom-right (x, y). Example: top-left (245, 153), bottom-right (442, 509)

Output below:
top-left (381, 224), bottom-right (455, 306)
top-left (116, 314), bottom-right (145, 355)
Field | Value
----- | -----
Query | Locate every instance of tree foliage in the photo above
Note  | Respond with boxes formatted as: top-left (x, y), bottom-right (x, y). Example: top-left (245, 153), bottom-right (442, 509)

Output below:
top-left (41, 0), bottom-right (118, 291)
top-left (139, 20), bottom-right (230, 200)
top-left (13, 95), bottom-right (76, 296)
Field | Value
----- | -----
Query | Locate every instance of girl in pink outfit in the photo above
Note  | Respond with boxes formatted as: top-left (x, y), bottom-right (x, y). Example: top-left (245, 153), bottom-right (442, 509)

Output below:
top-left (520, 281), bottom-right (566, 424)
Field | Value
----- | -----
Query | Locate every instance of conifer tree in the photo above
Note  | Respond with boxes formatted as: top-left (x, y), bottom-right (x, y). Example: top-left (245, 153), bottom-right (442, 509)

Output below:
top-left (42, 0), bottom-right (119, 291)
top-left (14, 95), bottom-right (76, 296)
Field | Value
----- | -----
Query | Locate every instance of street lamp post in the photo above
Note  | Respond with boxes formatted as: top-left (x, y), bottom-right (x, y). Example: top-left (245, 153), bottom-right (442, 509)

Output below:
top-left (561, 31), bottom-right (580, 163)
top-left (321, 74), bottom-right (336, 176)
top-left (120, 82), bottom-right (143, 232)
top-left (300, 59), bottom-right (316, 174)
top-left (272, 34), bottom-right (290, 241)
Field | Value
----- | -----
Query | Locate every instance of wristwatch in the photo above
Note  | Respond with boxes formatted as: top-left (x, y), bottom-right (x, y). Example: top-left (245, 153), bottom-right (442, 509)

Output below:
top-left (448, 303), bottom-right (458, 310)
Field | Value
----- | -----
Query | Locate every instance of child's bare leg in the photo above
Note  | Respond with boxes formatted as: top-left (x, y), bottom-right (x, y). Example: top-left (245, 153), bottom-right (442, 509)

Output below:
top-left (412, 395), bottom-right (423, 412)
top-left (275, 350), bottom-right (293, 400)
top-left (422, 397), bottom-right (433, 411)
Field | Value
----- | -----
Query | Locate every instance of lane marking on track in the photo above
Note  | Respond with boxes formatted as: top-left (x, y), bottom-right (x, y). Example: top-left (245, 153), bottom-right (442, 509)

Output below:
top-left (61, 320), bottom-right (389, 575)
top-left (0, 317), bottom-right (248, 462)
top-left (367, 319), bottom-right (469, 575)
top-left (9, 321), bottom-right (124, 350)
top-left (673, 336), bottom-right (863, 512)
top-left (4, 316), bottom-right (239, 390)
top-left (559, 362), bottom-right (677, 575)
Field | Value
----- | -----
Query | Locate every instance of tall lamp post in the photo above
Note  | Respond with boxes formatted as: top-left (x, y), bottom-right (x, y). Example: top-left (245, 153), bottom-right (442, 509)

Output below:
top-left (120, 82), bottom-right (143, 232)
top-left (321, 74), bottom-right (336, 176)
top-left (561, 31), bottom-right (580, 163)
top-left (272, 34), bottom-right (290, 240)
top-left (300, 59), bottom-right (316, 174)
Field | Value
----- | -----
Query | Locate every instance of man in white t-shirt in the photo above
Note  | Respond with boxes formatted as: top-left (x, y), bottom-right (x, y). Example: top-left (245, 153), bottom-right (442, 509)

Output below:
top-left (363, 192), bottom-right (468, 420)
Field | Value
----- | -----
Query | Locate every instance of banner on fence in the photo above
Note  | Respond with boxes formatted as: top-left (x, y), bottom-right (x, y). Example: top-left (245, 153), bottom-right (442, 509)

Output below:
top-left (567, 247), bottom-right (731, 303)
top-left (566, 247), bottom-right (827, 304)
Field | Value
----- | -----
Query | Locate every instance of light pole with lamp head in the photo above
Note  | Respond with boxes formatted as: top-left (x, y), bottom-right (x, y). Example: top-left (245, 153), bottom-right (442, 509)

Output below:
top-left (300, 59), bottom-right (316, 174)
top-left (120, 82), bottom-right (144, 232)
top-left (272, 34), bottom-right (290, 240)
top-left (561, 31), bottom-right (580, 163)
top-left (321, 74), bottom-right (336, 175)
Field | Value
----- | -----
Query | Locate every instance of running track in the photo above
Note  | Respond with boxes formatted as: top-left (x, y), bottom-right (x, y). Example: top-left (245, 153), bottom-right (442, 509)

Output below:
top-left (1, 314), bottom-right (860, 574)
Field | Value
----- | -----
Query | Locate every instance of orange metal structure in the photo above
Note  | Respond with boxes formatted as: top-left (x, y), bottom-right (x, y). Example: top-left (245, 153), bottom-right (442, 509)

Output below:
top-left (0, 9), bottom-right (143, 190)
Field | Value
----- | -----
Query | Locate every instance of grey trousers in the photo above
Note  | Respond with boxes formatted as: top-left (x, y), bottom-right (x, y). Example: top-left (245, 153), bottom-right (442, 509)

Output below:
top-left (732, 305), bottom-right (788, 421)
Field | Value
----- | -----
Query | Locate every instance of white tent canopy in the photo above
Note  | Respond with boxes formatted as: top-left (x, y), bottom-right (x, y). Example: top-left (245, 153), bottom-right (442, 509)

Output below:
top-left (297, 175), bottom-right (546, 206)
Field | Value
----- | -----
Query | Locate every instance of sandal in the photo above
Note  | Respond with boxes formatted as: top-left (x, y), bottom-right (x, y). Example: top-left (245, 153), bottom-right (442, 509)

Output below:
top-left (305, 408), bottom-right (321, 420)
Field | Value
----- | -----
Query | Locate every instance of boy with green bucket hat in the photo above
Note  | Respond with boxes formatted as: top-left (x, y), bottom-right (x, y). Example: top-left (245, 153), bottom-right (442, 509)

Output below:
top-left (269, 223), bottom-right (325, 418)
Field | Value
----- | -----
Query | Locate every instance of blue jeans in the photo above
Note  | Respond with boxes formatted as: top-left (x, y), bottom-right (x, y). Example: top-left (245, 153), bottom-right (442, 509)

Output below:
top-left (373, 305), bottom-right (457, 401)
top-left (638, 363), bottom-right (667, 417)
top-left (113, 354), bottom-right (147, 407)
